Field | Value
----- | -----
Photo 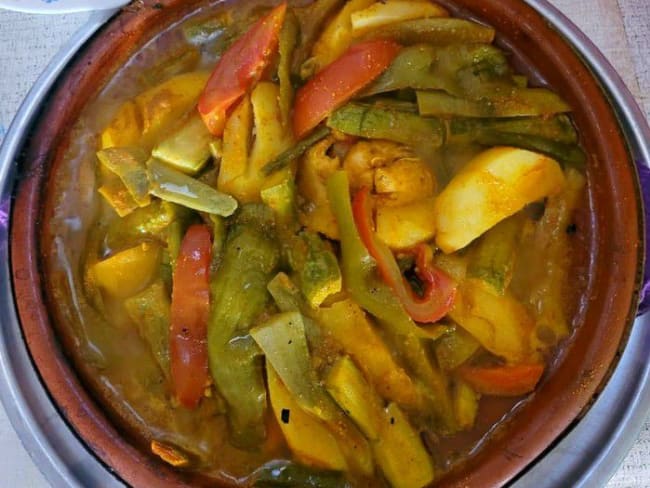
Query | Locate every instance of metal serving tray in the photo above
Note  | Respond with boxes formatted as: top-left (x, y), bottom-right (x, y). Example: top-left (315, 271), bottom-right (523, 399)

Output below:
top-left (0, 2), bottom-right (648, 486)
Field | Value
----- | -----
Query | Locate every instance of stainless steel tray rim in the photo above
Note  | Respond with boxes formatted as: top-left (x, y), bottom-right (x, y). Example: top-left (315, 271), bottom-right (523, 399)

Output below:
top-left (0, 2), bottom-right (648, 487)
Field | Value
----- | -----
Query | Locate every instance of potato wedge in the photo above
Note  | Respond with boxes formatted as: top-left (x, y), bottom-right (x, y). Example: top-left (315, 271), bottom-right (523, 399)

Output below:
top-left (351, 0), bottom-right (448, 36)
top-left (91, 242), bottom-right (161, 299)
top-left (449, 278), bottom-right (534, 363)
top-left (309, 0), bottom-right (375, 72)
top-left (433, 147), bottom-right (565, 253)
top-left (267, 364), bottom-right (347, 471)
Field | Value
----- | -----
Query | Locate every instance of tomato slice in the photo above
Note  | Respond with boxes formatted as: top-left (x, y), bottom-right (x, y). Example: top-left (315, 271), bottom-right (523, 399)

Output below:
top-left (457, 363), bottom-right (545, 397)
top-left (170, 224), bottom-right (212, 408)
top-left (293, 39), bottom-right (401, 139)
top-left (352, 187), bottom-right (456, 323)
top-left (198, 2), bottom-right (287, 136)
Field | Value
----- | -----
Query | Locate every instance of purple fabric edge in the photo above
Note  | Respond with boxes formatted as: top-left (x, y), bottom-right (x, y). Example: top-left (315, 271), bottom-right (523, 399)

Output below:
top-left (635, 161), bottom-right (650, 315)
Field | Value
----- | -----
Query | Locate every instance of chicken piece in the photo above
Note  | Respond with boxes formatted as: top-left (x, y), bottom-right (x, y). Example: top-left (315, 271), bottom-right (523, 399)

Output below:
top-left (343, 140), bottom-right (435, 206)
top-left (374, 157), bottom-right (436, 206)
top-left (343, 140), bottom-right (413, 192)
top-left (297, 136), bottom-right (342, 239)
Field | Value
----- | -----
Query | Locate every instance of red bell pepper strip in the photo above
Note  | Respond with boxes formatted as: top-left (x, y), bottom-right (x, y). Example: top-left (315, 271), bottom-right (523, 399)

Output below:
top-left (352, 187), bottom-right (456, 323)
top-left (170, 224), bottom-right (212, 408)
top-left (197, 2), bottom-right (287, 136)
top-left (292, 39), bottom-right (401, 139)
top-left (457, 363), bottom-right (545, 397)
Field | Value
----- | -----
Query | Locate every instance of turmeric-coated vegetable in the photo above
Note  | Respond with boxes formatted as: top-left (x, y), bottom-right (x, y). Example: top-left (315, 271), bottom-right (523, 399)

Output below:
top-left (433, 147), bottom-right (566, 253)
top-left (326, 357), bottom-right (436, 488)
top-left (350, 0), bottom-right (448, 35)
top-left (208, 205), bottom-right (280, 446)
top-left (267, 364), bottom-right (347, 471)
top-left (92, 242), bottom-right (161, 299)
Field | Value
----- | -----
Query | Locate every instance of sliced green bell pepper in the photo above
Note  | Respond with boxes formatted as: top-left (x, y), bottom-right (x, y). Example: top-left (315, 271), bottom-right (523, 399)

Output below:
top-left (207, 204), bottom-right (280, 447)
top-left (326, 171), bottom-right (456, 432)
top-left (147, 158), bottom-right (238, 216)
top-left (327, 104), bottom-right (445, 151)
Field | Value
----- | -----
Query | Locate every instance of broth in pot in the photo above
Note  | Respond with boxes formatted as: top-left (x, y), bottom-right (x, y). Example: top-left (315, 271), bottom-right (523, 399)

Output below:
top-left (43, 0), bottom-right (591, 486)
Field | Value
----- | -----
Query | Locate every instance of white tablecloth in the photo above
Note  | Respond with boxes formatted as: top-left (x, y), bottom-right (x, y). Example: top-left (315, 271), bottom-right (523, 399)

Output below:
top-left (0, 1), bottom-right (648, 486)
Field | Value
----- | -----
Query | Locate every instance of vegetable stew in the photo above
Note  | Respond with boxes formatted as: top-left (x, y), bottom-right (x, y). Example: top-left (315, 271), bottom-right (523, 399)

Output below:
top-left (46, 0), bottom-right (590, 486)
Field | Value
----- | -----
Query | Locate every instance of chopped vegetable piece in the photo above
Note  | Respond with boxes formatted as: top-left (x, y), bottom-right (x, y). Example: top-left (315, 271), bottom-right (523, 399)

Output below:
top-left (260, 178), bottom-right (298, 228)
top-left (287, 232), bottom-right (342, 307)
top-left (326, 357), bottom-right (435, 488)
top-left (514, 168), bottom-right (586, 352)
top-left (249, 461), bottom-right (350, 487)
top-left (278, 10), bottom-right (298, 128)
top-left (416, 88), bottom-right (571, 118)
top-left (447, 115), bottom-right (579, 146)
top-left (151, 440), bottom-right (190, 467)
top-left (450, 279), bottom-right (534, 363)
top-left (147, 159), bottom-right (237, 216)
top-left (100, 100), bottom-right (142, 149)
top-left (266, 364), bottom-right (347, 471)
top-left (467, 214), bottom-right (523, 295)
top-left (353, 187), bottom-right (456, 323)
top-left (293, 39), bottom-right (401, 139)
top-left (262, 126), bottom-right (331, 176)
top-left (96, 147), bottom-right (150, 207)
top-left (435, 326), bottom-right (480, 371)
top-left (217, 96), bottom-right (252, 196)
top-left (350, 0), bottom-right (448, 35)
top-left (166, 219), bottom-right (186, 270)
top-left (327, 171), bottom-right (456, 430)
top-left (218, 83), bottom-right (293, 202)
top-left (373, 402), bottom-right (436, 488)
top-left (208, 139), bottom-right (222, 160)
top-left (97, 173), bottom-right (140, 217)
top-left (265, 273), bottom-right (424, 410)
top-left (308, 0), bottom-right (375, 73)
top-left (325, 356), bottom-right (384, 439)
top-left (197, 3), bottom-right (287, 136)
top-left (152, 111), bottom-right (215, 175)
top-left (104, 201), bottom-right (192, 251)
top-left (292, 0), bottom-right (347, 77)
top-left (316, 299), bottom-right (424, 410)
top-left (413, 322), bottom-right (453, 341)
top-left (91, 242), bottom-right (161, 299)
top-left (251, 312), bottom-right (335, 420)
top-left (135, 71), bottom-right (210, 148)
top-left (247, 81), bottom-right (294, 193)
top-left (124, 281), bottom-right (171, 376)
top-left (453, 379), bottom-right (480, 430)
top-left (471, 131), bottom-right (586, 169)
top-left (208, 205), bottom-right (280, 446)
top-left (361, 17), bottom-right (495, 45)
top-left (363, 43), bottom-right (509, 98)
top-left (457, 363), bottom-right (545, 397)
top-left (170, 225), bottom-right (211, 408)
top-left (328, 103), bottom-right (445, 150)
top-left (433, 147), bottom-right (566, 253)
